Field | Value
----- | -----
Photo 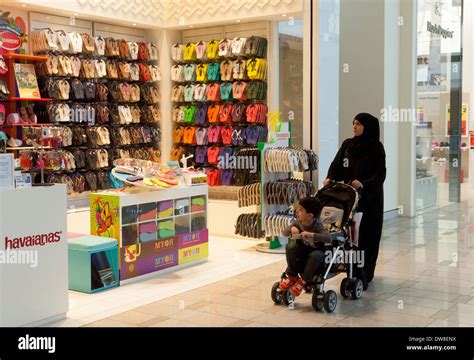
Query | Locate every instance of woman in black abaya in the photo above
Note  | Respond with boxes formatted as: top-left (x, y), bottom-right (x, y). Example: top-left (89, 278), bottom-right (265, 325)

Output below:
top-left (323, 113), bottom-right (386, 290)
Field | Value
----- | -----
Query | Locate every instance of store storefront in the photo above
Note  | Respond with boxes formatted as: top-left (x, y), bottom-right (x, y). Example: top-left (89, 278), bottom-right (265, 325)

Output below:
top-left (0, 0), bottom-right (470, 327)
top-left (0, 0), bottom-right (316, 326)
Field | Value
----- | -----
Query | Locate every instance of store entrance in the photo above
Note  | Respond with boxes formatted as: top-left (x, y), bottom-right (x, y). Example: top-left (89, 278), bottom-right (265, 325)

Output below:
top-left (415, 0), bottom-right (467, 213)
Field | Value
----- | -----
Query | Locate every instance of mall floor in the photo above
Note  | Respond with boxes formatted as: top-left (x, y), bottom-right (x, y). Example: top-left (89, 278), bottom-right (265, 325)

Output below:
top-left (75, 197), bottom-right (474, 328)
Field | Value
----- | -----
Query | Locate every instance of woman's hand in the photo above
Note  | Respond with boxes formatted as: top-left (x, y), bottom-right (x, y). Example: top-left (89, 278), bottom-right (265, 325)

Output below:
top-left (323, 179), bottom-right (331, 187)
top-left (351, 180), bottom-right (363, 189)
top-left (290, 226), bottom-right (300, 234)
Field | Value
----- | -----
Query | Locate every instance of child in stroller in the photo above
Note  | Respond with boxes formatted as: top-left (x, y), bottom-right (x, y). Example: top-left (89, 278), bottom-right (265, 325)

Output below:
top-left (271, 182), bottom-right (364, 313)
top-left (278, 198), bottom-right (331, 297)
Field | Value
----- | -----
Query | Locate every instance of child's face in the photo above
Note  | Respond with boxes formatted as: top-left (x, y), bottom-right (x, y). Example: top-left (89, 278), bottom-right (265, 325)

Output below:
top-left (295, 206), bottom-right (314, 223)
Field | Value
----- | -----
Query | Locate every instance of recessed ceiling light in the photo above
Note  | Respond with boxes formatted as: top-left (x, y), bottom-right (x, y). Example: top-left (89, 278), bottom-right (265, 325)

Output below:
top-left (189, 25), bottom-right (194, 28)
top-left (132, 23), bottom-right (137, 26)
top-left (236, 19), bottom-right (241, 23)
top-left (21, 4), bottom-right (27, 7)
top-left (74, 13), bottom-right (79, 16)
top-left (282, 14), bottom-right (287, 17)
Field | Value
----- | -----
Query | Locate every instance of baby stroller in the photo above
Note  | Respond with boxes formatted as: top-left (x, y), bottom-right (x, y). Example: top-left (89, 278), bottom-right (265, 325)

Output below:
top-left (271, 181), bottom-right (363, 313)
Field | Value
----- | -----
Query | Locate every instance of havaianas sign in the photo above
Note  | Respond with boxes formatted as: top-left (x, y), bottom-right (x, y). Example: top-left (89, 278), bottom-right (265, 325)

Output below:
top-left (0, 11), bottom-right (27, 51)
top-left (427, 21), bottom-right (454, 39)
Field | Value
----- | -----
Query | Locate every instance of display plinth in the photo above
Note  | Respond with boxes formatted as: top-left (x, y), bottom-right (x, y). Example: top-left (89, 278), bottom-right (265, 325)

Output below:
top-left (90, 185), bottom-right (208, 281)
top-left (0, 185), bottom-right (68, 326)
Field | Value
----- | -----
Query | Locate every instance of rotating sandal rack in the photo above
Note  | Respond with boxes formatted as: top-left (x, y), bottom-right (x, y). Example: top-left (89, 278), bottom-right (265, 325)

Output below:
top-left (255, 136), bottom-right (318, 252)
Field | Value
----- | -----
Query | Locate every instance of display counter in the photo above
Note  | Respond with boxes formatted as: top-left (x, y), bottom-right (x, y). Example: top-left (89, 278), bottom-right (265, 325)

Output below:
top-left (0, 185), bottom-right (68, 326)
top-left (90, 185), bottom-right (208, 282)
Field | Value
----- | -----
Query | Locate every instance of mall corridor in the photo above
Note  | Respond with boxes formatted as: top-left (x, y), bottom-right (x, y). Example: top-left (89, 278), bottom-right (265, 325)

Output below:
top-left (80, 198), bottom-right (474, 328)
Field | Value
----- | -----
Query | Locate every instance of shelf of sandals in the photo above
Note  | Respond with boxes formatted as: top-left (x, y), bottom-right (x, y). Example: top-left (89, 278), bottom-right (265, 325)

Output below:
top-left (170, 37), bottom-right (268, 200)
top-left (30, 29), bottom-right (161, 198)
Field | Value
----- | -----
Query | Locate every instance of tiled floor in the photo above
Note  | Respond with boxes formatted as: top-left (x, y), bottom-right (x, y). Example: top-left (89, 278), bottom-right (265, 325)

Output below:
top-left (79, 198), bottom-right (474, 328)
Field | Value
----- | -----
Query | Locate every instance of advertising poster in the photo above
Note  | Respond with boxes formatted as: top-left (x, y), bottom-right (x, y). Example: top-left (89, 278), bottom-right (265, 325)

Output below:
top-left (0, 153), bottom-right (14, 188)
top-left (179, 242), bottom-right (209, 265)
top-left (177, 229), bottom-right (208, 249)
top-left (90, 194), bottom-right (120, 245)
top-left (13, 63), bottom-right (40, 98)
top-left (446, 104), bottom-right (468, 136)
top-left (120, 237), bottom-right (179, 280)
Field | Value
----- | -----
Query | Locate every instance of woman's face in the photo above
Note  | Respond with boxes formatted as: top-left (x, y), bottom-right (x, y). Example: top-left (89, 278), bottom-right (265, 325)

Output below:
top-left (353, 120), bottom-right (364, 137)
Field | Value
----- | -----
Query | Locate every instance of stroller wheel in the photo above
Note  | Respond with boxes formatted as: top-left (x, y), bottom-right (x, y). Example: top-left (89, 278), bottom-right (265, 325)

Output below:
top-left (282, 290), bottom-right (295, 306)
top-left (323, 290), bottom-right (337, 313)
top-left (312, 290), bottom-right (325, 312)
top-left (351, 279), bottom-right (364, 300)
top-left (304, 284), bottom-right (313, 293)
top-left (340, 278), bottom-right (351, 298)
top-left (271, 282), bottom-right (283, 304)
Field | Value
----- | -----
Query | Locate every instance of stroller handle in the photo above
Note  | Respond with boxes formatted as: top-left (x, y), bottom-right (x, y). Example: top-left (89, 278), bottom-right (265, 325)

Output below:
top-left (324, 180), bottom-right (362, 194)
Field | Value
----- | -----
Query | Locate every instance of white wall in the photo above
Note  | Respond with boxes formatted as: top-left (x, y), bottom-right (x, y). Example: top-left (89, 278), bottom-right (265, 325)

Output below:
top-left (12, 0), bottom-right (304, 29)
top-left (338, 0), bottom-right (402, 213)
top-left (10, 0), bottom-right (164, 27)
top-left (316, 0), bottom-right (340, 188)
top-left (164, 0), bottom-right (303, 28)
top-left (383, 0), bottom-right (401, 214)
top-left (398, 0), bottom-right (417, 217)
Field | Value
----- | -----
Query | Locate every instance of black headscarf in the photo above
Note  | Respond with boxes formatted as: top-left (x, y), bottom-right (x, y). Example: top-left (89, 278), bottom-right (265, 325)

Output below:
top-left (347, 112), bottom-right (380, 156)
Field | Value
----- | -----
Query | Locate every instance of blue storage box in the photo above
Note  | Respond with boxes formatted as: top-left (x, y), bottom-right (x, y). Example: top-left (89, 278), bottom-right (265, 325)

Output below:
top-left (68, 235), bottom-right (119, 293)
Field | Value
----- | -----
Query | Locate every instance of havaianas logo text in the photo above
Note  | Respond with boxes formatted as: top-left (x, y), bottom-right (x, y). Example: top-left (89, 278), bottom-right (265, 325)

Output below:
top-left (5, 231), bottom-right (62, 249)
top-left (0, 11), bottom-right (27, 51)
